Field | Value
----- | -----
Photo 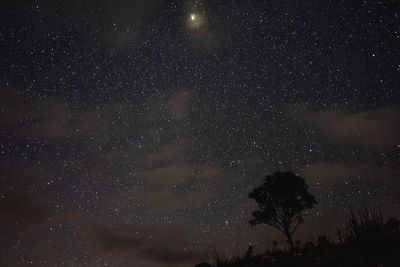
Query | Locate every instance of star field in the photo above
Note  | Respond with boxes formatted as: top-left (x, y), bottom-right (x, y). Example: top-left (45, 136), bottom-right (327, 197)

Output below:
top-left (1, 0), bottom-right (400, 266)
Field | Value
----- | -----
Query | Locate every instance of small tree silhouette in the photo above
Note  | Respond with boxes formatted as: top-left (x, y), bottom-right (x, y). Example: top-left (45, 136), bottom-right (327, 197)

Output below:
top-left (248, 171), bottom-right (316, 252)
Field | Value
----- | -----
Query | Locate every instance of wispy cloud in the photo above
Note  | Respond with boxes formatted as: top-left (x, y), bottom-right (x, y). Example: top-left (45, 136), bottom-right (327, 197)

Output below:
top-left (0, 191), bottom-right (54, 233)
top-left (302, 162), bottom-right (396, 183)
top-left (168, 91), bottom-right (192, 120)
top-left (136, 164), bottom-right (194, 186)
top-left (130, 163), bottom-right (221, 212)
top-left (300, 107), bottom-right (400, 149)
top-left (89, 223), bottom-right (211, 265)
top-left (143, 138), bottom-right (192, 163)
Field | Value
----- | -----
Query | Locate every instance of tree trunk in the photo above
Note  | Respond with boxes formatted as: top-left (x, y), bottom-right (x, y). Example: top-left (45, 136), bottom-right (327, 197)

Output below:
top-left (284, 228), bottom-right (295, 252)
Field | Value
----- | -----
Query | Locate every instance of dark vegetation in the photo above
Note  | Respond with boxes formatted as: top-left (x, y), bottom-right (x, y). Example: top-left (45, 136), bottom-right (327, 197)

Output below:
top-left (248, 172), bottom-right (316, 252)
top-left (195, 172), bottom-right (400, 267)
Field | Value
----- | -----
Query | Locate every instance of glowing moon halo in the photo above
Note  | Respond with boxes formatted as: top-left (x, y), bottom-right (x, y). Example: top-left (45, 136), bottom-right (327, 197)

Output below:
top-left (185, 10), bottom-right (206, 34)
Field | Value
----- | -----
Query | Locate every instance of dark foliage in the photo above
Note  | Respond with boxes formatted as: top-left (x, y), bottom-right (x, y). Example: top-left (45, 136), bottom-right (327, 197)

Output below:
top-left (345, 204), bottom-right (384, 242)
top-left (195, 173), bottom-right (400, 267)
top-left (199, 207), bottom-right (400, 267)
top-left (248, 171), bottom-right (317, 252)
top-left (195, 263), bottom-right (212, 267)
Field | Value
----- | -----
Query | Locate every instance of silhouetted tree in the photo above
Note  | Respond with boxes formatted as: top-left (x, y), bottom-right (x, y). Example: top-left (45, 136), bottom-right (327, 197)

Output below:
top-left (248, 171), bottom-right (316, 252)
top-left (244, 245), bottom-right (254, 259)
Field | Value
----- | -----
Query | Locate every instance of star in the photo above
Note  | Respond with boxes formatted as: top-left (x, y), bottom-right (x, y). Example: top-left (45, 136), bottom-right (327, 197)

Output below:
top-left (1, 1), bottom-right (399, 266)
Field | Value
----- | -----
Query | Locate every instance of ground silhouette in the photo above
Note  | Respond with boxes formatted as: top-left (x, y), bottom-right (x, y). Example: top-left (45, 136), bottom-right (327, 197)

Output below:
top-left (203, 208), bottom-right (400, 266)
top-left (195, 171), bottom-right (400, 267)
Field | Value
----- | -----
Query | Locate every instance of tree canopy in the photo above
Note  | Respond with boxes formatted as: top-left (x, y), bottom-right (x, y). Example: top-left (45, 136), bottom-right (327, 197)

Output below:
top-left (249, 171), bottom-right (317, 251)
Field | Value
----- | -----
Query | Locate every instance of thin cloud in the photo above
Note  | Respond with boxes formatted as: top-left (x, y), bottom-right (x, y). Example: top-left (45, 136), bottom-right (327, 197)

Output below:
top-left (168, 91), bottom-right (192, 120)
top-left (136, 164), bottom-right (194, 186)
top-left (301, 107), bottom-right (400, 149)
top-left (128, 163), bottom-right (221, 212)
top-left (143, 138), bottom-right (192, 163)
top-left (141, 90), bottom-right (192, 122)
top-left (128, 187), bottom-right (208, 212)
top-left (302, 162), bottom-right (396, 183)
top-left (90, 223), bottom-right (211, 265)
top-left (0, 191), bottom-right (54, 233)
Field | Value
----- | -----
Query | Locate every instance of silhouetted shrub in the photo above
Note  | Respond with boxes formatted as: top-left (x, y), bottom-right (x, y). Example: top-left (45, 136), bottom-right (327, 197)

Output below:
top-left (344, 203), bottom-right (384, 242)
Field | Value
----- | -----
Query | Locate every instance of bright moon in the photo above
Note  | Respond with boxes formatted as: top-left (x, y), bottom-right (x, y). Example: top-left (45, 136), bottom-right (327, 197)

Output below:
top-left (186, 11), bottom-right (205, 32)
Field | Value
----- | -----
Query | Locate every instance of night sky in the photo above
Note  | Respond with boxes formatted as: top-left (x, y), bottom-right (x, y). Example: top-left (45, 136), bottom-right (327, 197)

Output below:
top-left (1, 0), bottom-right (400, 266)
